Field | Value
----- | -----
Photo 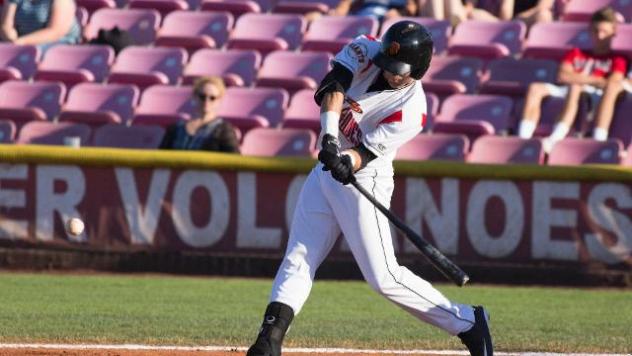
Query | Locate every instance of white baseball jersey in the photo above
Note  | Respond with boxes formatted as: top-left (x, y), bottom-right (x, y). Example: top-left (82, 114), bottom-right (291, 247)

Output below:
top-left (325, 35), bottom-right (428, 173)
top-left (269, 35), bottom-right (476, 337)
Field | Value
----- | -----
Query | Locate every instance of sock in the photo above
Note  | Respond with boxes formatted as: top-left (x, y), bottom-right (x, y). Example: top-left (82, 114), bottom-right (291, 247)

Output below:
top-left (592, 127), bottom-right (609, 141)
top-left (549, 122), bottom-right (570, 140)
top-left (258, 302), bottom-right (294, 343)
top-left (518, 120), bottom-right (537, 139)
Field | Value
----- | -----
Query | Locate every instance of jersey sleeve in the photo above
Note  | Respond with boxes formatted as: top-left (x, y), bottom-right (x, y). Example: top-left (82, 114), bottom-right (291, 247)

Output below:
top-left (333, 35), bottom-right (381, 75)
top-left (362, 104), bottom-right (426, 158)
top-left (562, 48), bottom-right (581, 65)
top-left (612, 56), bottom-right (628, 74)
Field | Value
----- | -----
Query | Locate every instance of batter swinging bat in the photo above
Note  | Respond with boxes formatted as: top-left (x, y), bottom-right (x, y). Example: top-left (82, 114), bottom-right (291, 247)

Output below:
top-left (351, 180), bottom-right (469, 287)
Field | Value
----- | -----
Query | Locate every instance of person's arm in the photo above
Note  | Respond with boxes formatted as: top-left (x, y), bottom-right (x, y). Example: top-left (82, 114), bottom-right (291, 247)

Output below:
top-left (0, 2), bottom-right (17, 41)
top-left (329, 0), bottom-right (352, 16)
top-left (14, 0), bottom-right (75, 45)
top-left (216, 121), bottom-right (241, 153)
top-left (558, 62), bottom-right (607, 87)
top-left (499, 0), bottom-right (514, 20)
top-left (158, 125), bottom-right (176, 149)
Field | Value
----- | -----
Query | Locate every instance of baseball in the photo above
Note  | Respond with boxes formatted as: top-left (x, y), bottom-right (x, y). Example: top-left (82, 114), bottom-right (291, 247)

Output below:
top-left (66, 218), bottom-right (85, 236)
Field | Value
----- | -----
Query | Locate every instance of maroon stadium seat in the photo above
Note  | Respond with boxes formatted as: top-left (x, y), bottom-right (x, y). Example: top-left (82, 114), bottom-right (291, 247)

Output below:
top-left (396, 133), bottom-right (469, 162)
top-left (17, 121), bottom-right (92, 146)
top-left (0, 44), bottom-right (38, 82)
top-left (132, 85), bottom-right (197, 127)
top-left (281, 88), bottom-right (319, 133)
top-left (422, 56), bottom-right (483, 97)
top-left (227, 13), bottom-right (306, 56)
top-left (35, 45), bottom-right (115, 87)
top-left (241, 127), bottom-right (316, 157)
top-left (85, 8), bottom-right (161, 46)
top-left (59, 83), bottom-right (139, 126)
top-left (217, 87), bottom-right (289, 132)
top-left (480, 58), bottom-right (559, 96)
top-left (93, 123), bottom-right (165, 149)
top-left (302, 15), bottom-right (378, 54)
top-left (156, 10), bottom-right (234, 53)
top-left (547, 138), bottom-right (623, 165)
top-left (0, 119), bottom-right (16, 143)
top-left (108, 46), bottom-right (187, 90)
top-left (183, 49), bottom-right (260, 87)
top-left (468, 135), bottom-right (544, 164)
top-left (0, 81), bottom-right (66, 130)
top-left (448, 20), bottom-right (526, 60)
top-left (523, 22), bottom-right (591, 60)
top-left (256, 50), bottom-right (331, 94)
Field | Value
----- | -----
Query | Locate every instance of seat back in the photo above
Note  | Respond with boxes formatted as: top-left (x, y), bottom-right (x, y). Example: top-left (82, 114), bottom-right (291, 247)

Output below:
top-left (468, 135), bottom-right (544, 164)
top-left (548, 138), bottom-right (623, 165)
top-left (241, 128), bottom-right (316, 157)
top-left (93, 123), bottom-right (165, 148)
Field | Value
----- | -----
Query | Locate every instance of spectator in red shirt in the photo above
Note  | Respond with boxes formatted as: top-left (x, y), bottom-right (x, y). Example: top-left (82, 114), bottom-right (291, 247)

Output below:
top-left (517, 7), bottom-right (627, 151)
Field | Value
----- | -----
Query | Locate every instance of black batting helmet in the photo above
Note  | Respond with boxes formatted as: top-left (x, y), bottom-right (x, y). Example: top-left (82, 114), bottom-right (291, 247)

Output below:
top-left (372, 21), bottom-right (433, 80)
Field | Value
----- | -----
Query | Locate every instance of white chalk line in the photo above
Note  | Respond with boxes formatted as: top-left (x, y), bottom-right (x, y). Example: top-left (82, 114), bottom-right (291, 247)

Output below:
top-left (0, 344), bottom-right (627, 355)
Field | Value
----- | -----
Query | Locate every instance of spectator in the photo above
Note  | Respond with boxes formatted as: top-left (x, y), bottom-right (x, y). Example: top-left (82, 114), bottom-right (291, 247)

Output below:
top-left (589, 71), bottom-right (632, 141)
top-left (159, 76), bottom-right (240, 153)
top-left (419, 0), bottom-right (554, 26)
top-left (517, 7), bottom-right (627, 152)
top-left (310, 0), bottom-right (418, 22)
top-left (0, 0), bottom-right (81, 53)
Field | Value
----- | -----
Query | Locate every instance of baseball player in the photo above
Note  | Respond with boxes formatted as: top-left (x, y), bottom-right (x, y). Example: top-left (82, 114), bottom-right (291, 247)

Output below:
top-left (247, 21), bottom-right (493, 356)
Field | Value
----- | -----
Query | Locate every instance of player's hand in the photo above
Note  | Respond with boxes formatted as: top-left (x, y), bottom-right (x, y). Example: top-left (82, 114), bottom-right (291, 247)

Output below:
top-left (330, 154), bottom-right (356, 185)
top-left (318, 135), bottom-right (356, 185)
top-left (318, 134), bottom-right (340, 170)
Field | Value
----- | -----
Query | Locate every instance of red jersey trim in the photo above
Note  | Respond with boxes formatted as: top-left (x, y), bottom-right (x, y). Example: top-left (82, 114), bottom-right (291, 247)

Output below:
top-left (379, 110), bottom-right (402, 125)
top-left (421, 113), bottom-right (427, 127)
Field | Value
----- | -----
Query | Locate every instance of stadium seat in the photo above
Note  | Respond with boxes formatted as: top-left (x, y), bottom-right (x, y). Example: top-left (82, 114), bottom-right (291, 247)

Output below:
top-left (256, 50), bottom-right (331, 94)
top-left (0, 44), bottom-right (38, 82)
top-left (59, 83), bottom-right (139, 126)
top-left (273, 0), bottom-right (339, 14)
top-left (34, 45), bottom-right (115, 88)
top-left (76, 0), bottom-right (115, 16)
top-left (425, 92), bottom-right (439, 127)
top-left (381, 17), bottom-right (451, 55)
top-left (479, 58), bottom-right (559, 96)
top-left (433, 94), bottom-right (513, 140)
top-left (0, 81), bottom-right (66, 130)
top-left (156, 11), bottom-right (234, 53)
top-left (183, 49), bottom-right (260, 87)
top-left (562, 0), bottom-right (632, 22)
top-left (108, 46), bottom-right (187, 89)
top-left (281, 88), bottom-right (319, 133)
top-left (0, 120), bottom-right (16, 143)
top-left (605, 95), bottom-right (632, 147)
top-left (93, 123), bottom-right (165, 149)
top-left (217, 87), bottom-right (289, 132)
top-left (85, 8), bottom-right (161, 46)
top-left (468, 135), bottom-right (544, 164)
top-left (241, 128), bottom-right (316, 157)
top-left (448, 20), bottom-right (525, 60)
top-left (523, 22), bottom-right (591, 60)
top-left (624, 144), bottom-right (632, 166)
top-left (227, 13), bottom-right (306, 56)
top-left (132, 85), bottom-right (197, 127)
top-left (547, 138), bottom-right (623, 165)
top-left (200, 0), bottom-right (261, 19)
top-left (513, 96), bottom-right (589, 137)
top-left (301, 15), bottom-right (378, 54)
top-left (422, 56), bottom-right (483, 97)
top-left (128, 0), bottom-right (188, 18)
top-left (16, 121), bottom-right (92, 146)
top-left (612, 24), bottom-right (632, 59)
top-left (395, 133), bottom-right (469, 161)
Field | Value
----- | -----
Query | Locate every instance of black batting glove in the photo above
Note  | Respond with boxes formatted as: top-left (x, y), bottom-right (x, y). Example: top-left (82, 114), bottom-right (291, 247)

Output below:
top-left (318, 134), bottom-right (356, 185)
top-left (318, 134), bottom-right (340, 171)
top-left (330, 154), bottom-right (356, 185)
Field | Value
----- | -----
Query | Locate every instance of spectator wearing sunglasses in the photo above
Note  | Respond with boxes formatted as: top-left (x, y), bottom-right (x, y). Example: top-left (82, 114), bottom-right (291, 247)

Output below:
top-left (159, 76), bottom-right (240, 153)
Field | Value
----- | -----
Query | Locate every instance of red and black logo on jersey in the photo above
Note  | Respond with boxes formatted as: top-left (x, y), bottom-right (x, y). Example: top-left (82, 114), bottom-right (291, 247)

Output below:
top-left (339, 107), bottom-right (362, 146)
top-left (344, 96), bottom-right (363, 114)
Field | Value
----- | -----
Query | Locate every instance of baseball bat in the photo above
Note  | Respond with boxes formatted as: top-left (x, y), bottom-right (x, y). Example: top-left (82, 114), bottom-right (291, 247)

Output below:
top-left (351, 180), bottom-right (469, 287)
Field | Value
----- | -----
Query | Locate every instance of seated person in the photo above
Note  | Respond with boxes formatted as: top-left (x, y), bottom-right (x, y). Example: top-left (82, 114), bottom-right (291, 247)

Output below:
top-left (0, 0), bottom-right (81, 52)
top-left (308, 0), bottom-right (417, 22)
top-left (159, 76), bottom-right (240, 153)
top-left (588, 70), bottom-right (632, 141)
top-left (516, 7), bottom-right (627, 152)
top-left (419, 0), bottom-right (554, 26)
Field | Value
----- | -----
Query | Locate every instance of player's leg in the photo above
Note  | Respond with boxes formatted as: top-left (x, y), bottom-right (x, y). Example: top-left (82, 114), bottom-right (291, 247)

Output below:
top-left (247, 168), bottom-right (340, 356)
top-left (324, 172), bottom-right (475, 334)
top-left (324, 173), bottom-right (492, 355)
top-left (518, 82), bottom-right (554, 138)
top-left (592, 77), bottom-right (625, 141)
top-left (543, 83), bottom-right (583, 152)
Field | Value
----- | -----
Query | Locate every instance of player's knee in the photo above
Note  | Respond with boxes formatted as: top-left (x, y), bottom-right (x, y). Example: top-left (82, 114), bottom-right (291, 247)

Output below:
top-left (527, 82), bottom-right (548, 99)
top-left (366, 270), bottom-right (401, 296)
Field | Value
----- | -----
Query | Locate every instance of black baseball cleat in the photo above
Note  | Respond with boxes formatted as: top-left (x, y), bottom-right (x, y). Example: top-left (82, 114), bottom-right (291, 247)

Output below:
top-left (247, 302), bottom-right (294, 356)
top-left (246, 336), bottom-right (281, 356)
top-left (458, 306), bottom-right (493, 356)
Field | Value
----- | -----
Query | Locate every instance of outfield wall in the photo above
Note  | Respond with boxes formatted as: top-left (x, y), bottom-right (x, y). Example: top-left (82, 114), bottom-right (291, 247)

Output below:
top-left (0, 145), bottom-right (631, 276)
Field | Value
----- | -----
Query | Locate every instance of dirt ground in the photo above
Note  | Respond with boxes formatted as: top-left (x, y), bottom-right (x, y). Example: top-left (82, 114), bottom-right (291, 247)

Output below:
top-left (0, 348), bottom-right (450, 356)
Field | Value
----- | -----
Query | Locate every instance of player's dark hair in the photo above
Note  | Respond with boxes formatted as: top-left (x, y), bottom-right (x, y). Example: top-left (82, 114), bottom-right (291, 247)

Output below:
top-left (591, 7), bottom-right (618, 25)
